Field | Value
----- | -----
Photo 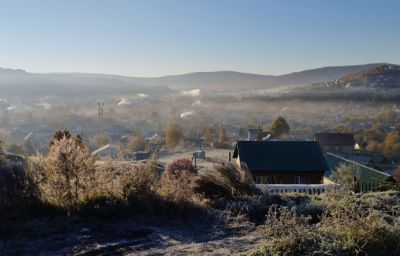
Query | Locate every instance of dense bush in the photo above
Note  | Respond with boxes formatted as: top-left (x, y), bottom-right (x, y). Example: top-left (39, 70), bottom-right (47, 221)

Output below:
top-left (194, 161), bottom-right (255, 200)
top-left (252, 191), bottom-right (400, 256)
top-left (330, 163), bottom-right (358, 190)
top-left (122, 161), bottom-right (158, 202)
top-left (223, 195), bottom-right (268, 223)
top-left (165, 158), bottom-right (197, 175)
top-left (155, 158), bottom-right (209, 217)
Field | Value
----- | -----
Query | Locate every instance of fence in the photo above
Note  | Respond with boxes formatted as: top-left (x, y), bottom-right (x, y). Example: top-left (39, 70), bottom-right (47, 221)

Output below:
top-left (256, 183), bottom-right (341, 195)
top-left (353, 181), bottom-right (389, 193)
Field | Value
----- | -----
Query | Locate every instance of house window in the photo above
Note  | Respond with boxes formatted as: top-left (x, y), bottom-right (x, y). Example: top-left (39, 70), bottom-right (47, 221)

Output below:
top-left (301, 176), bottom-right (311, 184)
top-left (263, 176), bottom-right (273, 184)
top-left (294, 176), bottom-right (311, 184)
top-left (255, 176), bottom-right (273, 184)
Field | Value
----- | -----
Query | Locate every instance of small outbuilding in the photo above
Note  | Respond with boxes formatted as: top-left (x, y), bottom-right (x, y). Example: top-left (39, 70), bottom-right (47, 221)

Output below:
top-left (193, 150), bottom-right (206, 160)
top-left (133, 151), bottom-right (151, 161)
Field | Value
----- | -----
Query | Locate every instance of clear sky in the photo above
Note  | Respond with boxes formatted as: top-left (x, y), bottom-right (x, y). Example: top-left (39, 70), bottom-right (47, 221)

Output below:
top-left (1, 0), bottom-right (399, 77)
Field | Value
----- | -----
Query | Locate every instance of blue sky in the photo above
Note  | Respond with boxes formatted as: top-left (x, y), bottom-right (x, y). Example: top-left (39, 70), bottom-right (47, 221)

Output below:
top-left (1, 0), bottom-right (399, 76)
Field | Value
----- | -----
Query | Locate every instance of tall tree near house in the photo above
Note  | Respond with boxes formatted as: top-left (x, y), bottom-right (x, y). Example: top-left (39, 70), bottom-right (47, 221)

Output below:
top-left (377, 107), bottom-right (397, 123)
top-left (219, 127), bottom-right (228, 143)
top-left (248, 116), bottom-right (258, 128)
top-left (366, 140), bottom-right (379, 152)
top-left (203, 127), bottom-right (216, 145)
top-left (381, 131), bottom-right (400, 157)
top-left (165, 123), bottom-right (183, 148)
top-left (270, 116), bottom-right (290, 138)
top-left (363, 124), bottom-right (385, 143)
top-left (394, 168), bottom-right (400, 183)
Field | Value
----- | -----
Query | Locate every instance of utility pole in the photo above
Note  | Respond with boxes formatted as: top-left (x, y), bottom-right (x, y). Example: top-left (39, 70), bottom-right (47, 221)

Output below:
top-left (98, 102), bottom-right (104, 118)
top-left (95, 102), bottom-right (105, 140)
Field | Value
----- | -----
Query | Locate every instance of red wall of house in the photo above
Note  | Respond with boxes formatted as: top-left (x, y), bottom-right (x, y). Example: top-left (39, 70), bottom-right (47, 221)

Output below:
top-left (251, 171), bottom-right (324, 184)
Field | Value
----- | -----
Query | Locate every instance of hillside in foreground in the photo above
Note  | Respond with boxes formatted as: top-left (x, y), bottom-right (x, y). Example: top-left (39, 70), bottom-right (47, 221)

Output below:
top-left (1, 133), bottom-right (399, 255)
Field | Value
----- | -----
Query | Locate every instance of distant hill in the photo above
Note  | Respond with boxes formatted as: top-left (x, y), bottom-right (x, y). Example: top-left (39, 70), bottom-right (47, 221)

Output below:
top-left (126, 71), bottom-right (273, 91)
top-left (274, 64), bottom-right (385, 87)
top-left (125, 63), bottom-right (384, 91)
top-left (311, 64), bottom-right (400, 89)
top-left (0, 68), bottom-right (171, 97)
top-left (273, 64), bottom-right (400, 101)
top-left (0, 63), bottom-right (392, 97)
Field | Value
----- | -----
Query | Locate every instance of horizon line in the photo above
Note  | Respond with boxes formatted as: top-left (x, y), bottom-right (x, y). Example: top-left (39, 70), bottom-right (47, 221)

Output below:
top-left (0, 62), bottom-right (395, 78)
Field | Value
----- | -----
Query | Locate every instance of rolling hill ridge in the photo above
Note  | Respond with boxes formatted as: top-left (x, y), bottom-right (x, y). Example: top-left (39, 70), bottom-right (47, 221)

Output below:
top-left (0, 63), bottom-right (396, 97)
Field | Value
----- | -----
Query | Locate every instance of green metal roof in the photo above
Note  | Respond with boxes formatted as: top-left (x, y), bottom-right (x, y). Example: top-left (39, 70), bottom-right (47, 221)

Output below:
top-left (325, 152), bottom-right (394, 183)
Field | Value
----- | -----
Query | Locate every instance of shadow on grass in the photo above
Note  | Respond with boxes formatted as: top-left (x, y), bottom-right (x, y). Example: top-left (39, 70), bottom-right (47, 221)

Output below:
top-left (1, 196), bottom-right (232, 256)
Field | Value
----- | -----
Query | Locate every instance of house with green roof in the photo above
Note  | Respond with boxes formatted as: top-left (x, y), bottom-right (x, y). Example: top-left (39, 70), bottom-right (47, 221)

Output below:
top-left (325, 152), bottom-right (395, 192)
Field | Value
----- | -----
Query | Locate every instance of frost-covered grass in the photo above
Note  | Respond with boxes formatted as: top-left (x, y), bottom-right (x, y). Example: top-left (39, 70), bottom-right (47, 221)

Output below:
top-left (1, 138), bottom-right (400, 255)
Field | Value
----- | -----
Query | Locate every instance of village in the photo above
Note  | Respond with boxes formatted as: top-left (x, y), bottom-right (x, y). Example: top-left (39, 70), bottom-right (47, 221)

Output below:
top-left (2, 115), bottom-right (400, 255)
top-left (3, 113), bottom-right (399, 196)
top-left (94, 126), bottom-right (397, 193)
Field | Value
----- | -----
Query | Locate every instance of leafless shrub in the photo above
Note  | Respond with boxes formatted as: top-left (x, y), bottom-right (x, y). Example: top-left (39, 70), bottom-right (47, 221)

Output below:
top-left (264, 205), bottom-right (311, 237)
top-left (150, 157), bottom-right (212, 217)
top-left (224, 195), bottom-right (268, 223)
top-left (89, 158), bottom-right (124, 199)
top-left (194, 161), bottom-right (255, 200)
top-left (159, 170), bottom-right (195, 202)
top-left (165, 158), bottom-right (197, 175)
top-left (330, 163), bottom-right (358, 190)
top-left (121, 160), bottom-right (159, 205)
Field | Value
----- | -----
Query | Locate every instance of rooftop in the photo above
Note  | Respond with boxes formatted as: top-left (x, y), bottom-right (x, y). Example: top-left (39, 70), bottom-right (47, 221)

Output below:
top-left (233, 141), bottom-right (328, 172)
top-left (314, 132), bottom-right (355, 147)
